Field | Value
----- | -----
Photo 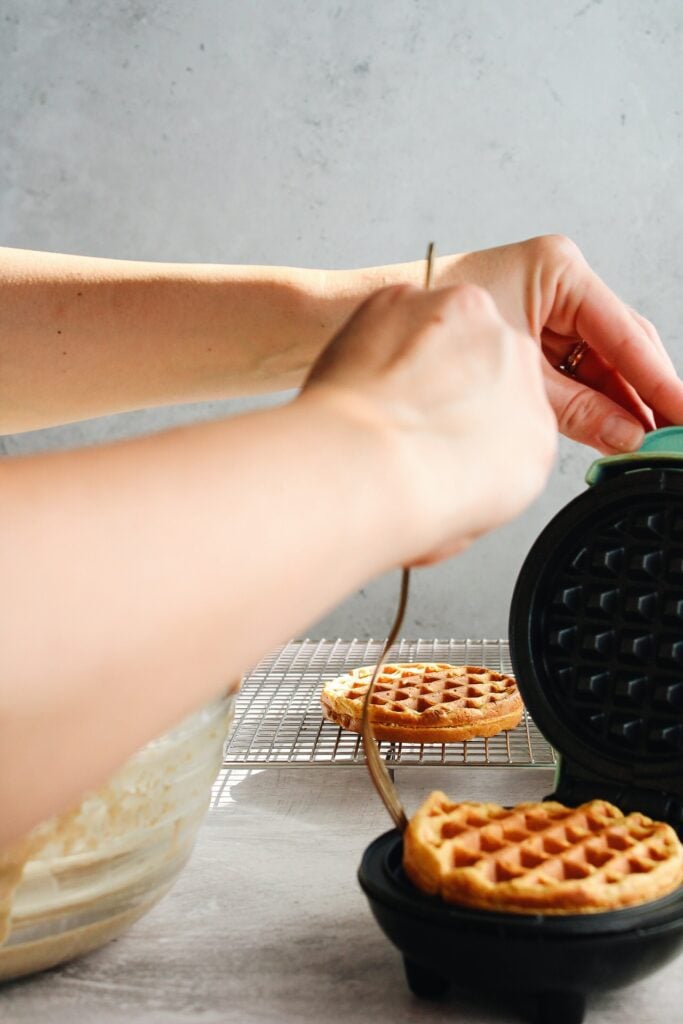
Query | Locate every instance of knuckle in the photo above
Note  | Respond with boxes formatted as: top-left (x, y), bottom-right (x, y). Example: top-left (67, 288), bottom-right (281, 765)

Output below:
top-left (532, 233), bottom-right (583, 264)
top-left (385, 282), bottom-right (415, 302)
top-left (646, 376), bottom-right (671, 412)
top-left (448, 282), bottom-right (495, 315)
top-left (609, 331), bottom-right (643, 366)
top-left (556, 387), bottom-right (598, 438)
top-left (367, 283), bottom-right (414, 310)
top-left (638, 314), bottom-right (658, 342)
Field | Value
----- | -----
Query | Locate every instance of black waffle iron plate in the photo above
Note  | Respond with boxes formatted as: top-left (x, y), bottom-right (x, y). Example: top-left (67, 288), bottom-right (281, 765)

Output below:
top-left (358, 429), bottom-right (683, 1024)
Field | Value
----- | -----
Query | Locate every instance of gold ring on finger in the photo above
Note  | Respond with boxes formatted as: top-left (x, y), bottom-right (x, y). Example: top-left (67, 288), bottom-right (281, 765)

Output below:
top-left (558, 339), bottom-right (590, 378)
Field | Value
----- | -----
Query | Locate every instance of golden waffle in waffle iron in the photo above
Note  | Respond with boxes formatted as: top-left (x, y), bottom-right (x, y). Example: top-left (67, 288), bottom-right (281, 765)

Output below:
top-left (320, 663), bottom-right (523, 743)
top-left (403, 791), bottom-right (683, 914)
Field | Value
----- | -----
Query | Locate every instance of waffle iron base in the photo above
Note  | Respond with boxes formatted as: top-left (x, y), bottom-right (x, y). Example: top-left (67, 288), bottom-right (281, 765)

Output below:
top-left (358, 830), bottom-right (683, 1024)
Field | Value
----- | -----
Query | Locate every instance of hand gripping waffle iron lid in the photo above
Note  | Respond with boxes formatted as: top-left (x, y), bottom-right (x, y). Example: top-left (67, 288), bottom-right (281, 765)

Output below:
top-left (358, 429), bottom-right (683, 1024)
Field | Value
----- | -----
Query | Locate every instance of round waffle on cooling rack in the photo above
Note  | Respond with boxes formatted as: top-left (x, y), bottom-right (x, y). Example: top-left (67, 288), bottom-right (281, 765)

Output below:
top-left (320, 663), bottom-right (523, 743)
top-left (403, 791), bottom-right (683, 914)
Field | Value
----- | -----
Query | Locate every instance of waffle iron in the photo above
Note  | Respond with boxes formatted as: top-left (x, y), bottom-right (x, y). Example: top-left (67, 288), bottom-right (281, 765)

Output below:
top-left (358, 427), bottom-right (683, 1024)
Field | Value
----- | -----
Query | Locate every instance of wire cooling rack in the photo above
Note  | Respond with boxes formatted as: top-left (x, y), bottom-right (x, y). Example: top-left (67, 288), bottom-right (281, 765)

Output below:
top-left (223, 639), bottom-right (556, 769)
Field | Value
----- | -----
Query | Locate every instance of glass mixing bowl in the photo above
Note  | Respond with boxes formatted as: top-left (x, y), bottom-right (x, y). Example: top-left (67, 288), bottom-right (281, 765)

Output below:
top-left (0, 692), bottom-right (235, 981)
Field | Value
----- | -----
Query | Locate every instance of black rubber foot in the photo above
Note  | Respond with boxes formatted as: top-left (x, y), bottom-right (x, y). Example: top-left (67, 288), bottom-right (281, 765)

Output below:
top-left (403, 957), bottom-right (450, 1000)
top-left (532, 991), bottom-right (586, 1024)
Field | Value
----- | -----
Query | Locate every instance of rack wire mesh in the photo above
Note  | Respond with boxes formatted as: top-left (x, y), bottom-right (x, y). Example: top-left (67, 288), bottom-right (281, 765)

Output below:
top-left (223, 639), bottom-right (556, 769)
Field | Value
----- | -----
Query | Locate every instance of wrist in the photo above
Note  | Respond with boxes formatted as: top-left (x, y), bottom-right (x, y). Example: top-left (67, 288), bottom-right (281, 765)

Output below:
top-left (327, 254), bottom-right (467, 305)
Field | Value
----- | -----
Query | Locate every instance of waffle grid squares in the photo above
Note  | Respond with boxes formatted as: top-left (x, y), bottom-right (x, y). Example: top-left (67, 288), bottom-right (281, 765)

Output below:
top-left (544, 500), bottom-right (683, 757)
top-left (404, 793), bottom-right (683, 912)
top-left (321, 663), bottom-right (523, 743)
top-left (348, 665), bottom-right (516, 716)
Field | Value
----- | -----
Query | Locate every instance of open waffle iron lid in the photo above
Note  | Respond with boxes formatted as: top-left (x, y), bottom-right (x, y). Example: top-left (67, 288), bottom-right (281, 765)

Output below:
top-left (508, 428), bottom-right (683, 835)
top-left (358, 430), bottom-right (683, 1024)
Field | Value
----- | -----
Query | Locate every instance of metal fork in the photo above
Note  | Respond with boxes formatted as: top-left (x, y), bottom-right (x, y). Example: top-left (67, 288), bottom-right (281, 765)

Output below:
top-left (360, 243), bottom-right (435, 832)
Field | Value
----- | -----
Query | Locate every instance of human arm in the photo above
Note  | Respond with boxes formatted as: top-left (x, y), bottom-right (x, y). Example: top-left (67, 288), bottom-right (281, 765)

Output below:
top-left (0, 245), bottom-right (426, 432)
top-left (3, 237), bottom-right (682, 447)
top-left (0, 283), bottom-right (555, 846)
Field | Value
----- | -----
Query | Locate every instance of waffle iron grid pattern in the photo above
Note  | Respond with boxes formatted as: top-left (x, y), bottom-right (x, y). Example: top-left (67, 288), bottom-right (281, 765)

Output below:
top-left (544, 501), bottom-right (683, 760)
top-left (222, 639), bottom-right (556, 769)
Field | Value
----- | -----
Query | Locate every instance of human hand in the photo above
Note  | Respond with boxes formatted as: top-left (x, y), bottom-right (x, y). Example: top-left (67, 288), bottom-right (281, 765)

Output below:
top-left (441, 235), bottom-right (683, 453)
top-left (301, 283), bottom-right (556, 567)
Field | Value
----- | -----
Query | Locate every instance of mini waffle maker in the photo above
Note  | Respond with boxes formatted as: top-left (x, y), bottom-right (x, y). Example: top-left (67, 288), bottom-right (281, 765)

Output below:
top-left (358, 427), bottom-right (683, 1024)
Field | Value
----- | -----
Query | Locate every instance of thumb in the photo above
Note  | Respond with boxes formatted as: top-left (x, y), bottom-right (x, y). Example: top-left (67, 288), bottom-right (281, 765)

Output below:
top-left (544, 366), bottom-right (645, 454)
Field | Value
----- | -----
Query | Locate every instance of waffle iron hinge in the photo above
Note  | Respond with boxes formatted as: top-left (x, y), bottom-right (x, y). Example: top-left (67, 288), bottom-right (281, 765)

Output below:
top-left (549, 757), bottom-right (683, 839)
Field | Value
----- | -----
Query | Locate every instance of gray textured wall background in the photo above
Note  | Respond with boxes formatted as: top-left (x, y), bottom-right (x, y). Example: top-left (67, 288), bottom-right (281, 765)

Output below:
top-left (1, 0), bottom-right (682, 640)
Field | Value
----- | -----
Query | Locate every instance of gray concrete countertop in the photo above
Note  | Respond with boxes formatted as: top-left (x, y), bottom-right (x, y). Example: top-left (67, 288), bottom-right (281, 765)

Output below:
top-left (2, 767), bottom-right (681, 1023)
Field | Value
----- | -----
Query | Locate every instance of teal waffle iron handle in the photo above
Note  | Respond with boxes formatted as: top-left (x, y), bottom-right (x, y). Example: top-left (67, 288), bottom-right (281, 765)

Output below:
top-left (586, 426), bottom-right (683, 485)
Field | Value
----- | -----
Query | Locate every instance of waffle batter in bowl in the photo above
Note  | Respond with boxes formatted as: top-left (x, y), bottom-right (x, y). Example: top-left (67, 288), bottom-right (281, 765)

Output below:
top-left (0, 691), bottom-right (235, 982)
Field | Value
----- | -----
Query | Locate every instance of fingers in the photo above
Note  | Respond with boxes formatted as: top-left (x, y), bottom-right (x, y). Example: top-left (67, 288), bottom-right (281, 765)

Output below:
top-left (627, 306), bottom-right (676, 373)
top-left (544, 362), bottom-right (646, 454)
top-left (541, 327), bottom-right (655, 432)
top-left (460, 235), bottom-right (682, 447)
top-left (566, 270), bottom-right (683, 425)
top-left (625, 308), bottom-right (675, 427)
top-left (532, 236), bottom-right (683, 425)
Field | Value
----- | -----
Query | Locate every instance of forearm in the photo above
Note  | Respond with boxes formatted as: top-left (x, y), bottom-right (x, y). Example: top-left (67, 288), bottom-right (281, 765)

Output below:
top-left (0, 394), bottom-right (407, 845)
top-left (0, 246), bottom-right (455, 432)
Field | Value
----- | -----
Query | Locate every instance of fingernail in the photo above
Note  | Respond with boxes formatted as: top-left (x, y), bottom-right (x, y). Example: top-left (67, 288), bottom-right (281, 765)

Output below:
top-left (599, 416), bottom-right (645, 452)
